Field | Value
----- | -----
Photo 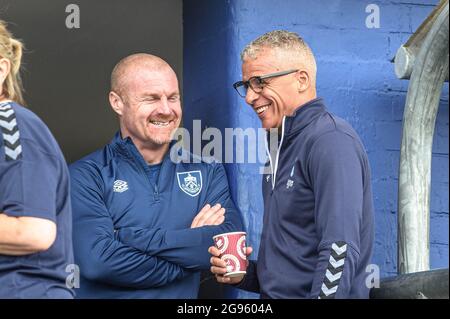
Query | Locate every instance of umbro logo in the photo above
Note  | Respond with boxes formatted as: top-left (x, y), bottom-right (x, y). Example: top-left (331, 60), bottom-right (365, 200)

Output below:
top-left (113, 180), bottom-right (128, 193)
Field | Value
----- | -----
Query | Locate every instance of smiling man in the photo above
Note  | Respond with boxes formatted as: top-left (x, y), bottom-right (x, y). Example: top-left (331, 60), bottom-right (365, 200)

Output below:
top-left (210, 30), bottom-right (375, 299)
top-left (69, 54), bottom-right (243, 298)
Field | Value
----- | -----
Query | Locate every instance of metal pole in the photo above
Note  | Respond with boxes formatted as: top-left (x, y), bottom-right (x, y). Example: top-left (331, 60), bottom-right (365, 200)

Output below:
top-left (397, 1), bottom-right (449, 274)
top-left (395, 0), bottom-right (449, 81)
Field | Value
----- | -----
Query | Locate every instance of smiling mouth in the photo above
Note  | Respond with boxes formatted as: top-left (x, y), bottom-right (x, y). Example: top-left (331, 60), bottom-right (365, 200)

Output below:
top-left (149, 120), bottom-right (172, 127)
top-left (255, 103), bottom-right (271, 115)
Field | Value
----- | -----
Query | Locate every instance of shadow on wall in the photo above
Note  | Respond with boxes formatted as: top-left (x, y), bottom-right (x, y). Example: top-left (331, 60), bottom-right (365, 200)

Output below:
top-left (0, 0), bottom-right (183, 163)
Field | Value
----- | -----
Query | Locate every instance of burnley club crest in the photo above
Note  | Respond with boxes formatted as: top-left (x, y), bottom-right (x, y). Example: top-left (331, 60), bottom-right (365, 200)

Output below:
top-left (177, 171), bottom-right (202, 197)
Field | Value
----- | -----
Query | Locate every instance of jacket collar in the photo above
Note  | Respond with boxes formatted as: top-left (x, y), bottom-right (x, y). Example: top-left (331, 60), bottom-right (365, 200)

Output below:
top-left (110, 131), bottom-right (178, 173)
top-left (283, 97), bottom-right (326, 137)
top-left (263, 98), bottom-right (326, 189)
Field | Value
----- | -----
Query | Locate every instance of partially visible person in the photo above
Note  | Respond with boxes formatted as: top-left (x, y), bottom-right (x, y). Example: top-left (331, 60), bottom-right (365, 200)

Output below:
top-left (70, 53), bottom-right (244, 298)
top-left (210, 30), bottom-right (374, 299)
top-left (0, 20), bottom-right (74, 299)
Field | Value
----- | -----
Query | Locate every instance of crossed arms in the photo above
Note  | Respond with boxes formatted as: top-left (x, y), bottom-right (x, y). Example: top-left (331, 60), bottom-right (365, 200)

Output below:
top-left (70, 162), bottom-right (244, 289)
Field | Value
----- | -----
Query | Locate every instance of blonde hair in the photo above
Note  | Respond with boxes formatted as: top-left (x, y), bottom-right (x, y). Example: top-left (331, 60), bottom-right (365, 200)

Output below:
top-left (241, 30), bottom-right (317, 85)
top-left (0, 20), bottom-right (25, 105)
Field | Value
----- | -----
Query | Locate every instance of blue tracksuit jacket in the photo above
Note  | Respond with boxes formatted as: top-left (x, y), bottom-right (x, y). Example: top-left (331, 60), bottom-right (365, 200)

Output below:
top-left (69, 132), bottom-right (244, 298)
top-left (238, 98), bottom-right (374, 299)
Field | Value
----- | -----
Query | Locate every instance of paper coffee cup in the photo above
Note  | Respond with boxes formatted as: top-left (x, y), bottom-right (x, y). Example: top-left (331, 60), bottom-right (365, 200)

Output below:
top-left (213, 231), bottom-right (247, 277)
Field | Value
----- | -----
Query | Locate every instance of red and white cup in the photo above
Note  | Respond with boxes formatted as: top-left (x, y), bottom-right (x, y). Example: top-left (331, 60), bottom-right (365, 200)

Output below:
top-left (213, 231), bottom-right (247, 277)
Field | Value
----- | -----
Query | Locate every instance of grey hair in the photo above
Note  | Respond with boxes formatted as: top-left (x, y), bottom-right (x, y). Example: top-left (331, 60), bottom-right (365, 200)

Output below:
top-left (241, 30), bottom-right (317, 83)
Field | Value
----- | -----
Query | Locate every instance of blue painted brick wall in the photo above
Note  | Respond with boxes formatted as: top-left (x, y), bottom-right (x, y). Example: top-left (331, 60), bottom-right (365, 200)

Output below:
top-left (184, 0), bottom-right (449, 298)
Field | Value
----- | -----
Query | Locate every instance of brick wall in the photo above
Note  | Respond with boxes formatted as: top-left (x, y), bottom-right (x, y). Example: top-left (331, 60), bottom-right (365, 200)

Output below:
top-left (184, 0), bottom-right (448, 298)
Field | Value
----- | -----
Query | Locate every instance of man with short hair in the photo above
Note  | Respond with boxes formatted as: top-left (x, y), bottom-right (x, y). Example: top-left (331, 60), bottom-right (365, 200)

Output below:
top-left (70, 53), bottom-right (243, 298)
top-left (210, 30), bottom-right (374, 299)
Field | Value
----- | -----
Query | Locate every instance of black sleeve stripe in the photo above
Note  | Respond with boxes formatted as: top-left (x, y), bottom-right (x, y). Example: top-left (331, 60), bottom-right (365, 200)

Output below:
top-left (0, 104), bottom-right (22, 161)
top-left (0, 112), bottom-right (15, 122)
top-left (0, 124), bottom-right (19, 136)
top-left (326, 264), bottom-right (345, 275)
top-left (319, 241), bottom-right (347, 299)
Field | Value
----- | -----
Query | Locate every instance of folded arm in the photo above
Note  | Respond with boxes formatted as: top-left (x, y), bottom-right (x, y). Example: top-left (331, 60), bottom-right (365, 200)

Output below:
top-left (70, 164), bottom-right (192, 289)
top-left (117, 163), bottom-right (245, 270)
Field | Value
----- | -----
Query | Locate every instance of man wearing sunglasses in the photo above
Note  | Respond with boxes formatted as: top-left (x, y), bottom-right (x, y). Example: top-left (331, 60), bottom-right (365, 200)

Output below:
top-left (209, 30), bottom-right (374, 299)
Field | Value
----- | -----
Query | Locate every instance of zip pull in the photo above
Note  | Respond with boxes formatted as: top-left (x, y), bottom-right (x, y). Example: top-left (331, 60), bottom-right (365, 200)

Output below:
top-left (264, 116), bottom-right (286, 190)
top-left (153, 184), bottom-right (159, 201)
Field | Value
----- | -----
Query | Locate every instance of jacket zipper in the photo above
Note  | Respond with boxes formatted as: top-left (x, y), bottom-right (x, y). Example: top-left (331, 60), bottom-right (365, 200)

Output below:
top-left (264, 116), bottom-right (286, 190)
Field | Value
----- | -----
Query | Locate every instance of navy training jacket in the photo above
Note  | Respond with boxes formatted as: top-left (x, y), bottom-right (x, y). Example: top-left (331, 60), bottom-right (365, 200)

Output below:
top-left (70, 132), bottom-right (244, 298)
top-left (238, 98), bottom-right (374, 299)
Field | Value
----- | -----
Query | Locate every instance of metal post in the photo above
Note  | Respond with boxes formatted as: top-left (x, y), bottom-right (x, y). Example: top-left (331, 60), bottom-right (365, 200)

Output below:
top-left (397, 1), bottom-right (449, 274)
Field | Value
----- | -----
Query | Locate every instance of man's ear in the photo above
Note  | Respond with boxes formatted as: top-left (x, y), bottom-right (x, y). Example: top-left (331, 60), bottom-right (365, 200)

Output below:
top-left (296, 70), bottom-right (310, 93)
top-left (109, 91), bottom-right (124, 116)
top-left (0, 58), bottom-right (11, 93)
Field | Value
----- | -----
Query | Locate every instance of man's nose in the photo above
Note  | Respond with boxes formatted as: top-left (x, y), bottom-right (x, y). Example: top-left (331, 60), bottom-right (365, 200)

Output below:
top-left (245, 87), bottom-right (260, 106)
top-left (157, 97), bottom-right (172, 115)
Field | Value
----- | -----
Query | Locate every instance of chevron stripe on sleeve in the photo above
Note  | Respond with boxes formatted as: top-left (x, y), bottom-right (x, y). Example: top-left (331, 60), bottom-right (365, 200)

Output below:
top-left (0, 103), bottom-right (22, 161)
top-left (318, 241), bottom-right (347, 299)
